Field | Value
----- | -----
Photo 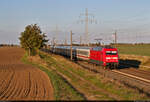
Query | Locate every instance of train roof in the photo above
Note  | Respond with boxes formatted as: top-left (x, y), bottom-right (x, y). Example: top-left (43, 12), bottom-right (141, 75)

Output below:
top-left (91, 46), bottom-right (116, 51)
top-left (53, 45), bottom-right (115, 51)
top-left (54, 46), bottom-right (91, 50)
top-left (76, 46), bottom-right (91, 49)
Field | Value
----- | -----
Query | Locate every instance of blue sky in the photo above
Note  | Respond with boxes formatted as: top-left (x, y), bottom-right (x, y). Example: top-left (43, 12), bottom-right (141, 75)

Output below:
top-left (0, 0), bottom-right (150, 44)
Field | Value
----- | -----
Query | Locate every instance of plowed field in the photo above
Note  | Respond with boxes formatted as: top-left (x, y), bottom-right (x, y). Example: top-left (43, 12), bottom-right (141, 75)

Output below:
top-left (0, 47), bottom-right (53, 100)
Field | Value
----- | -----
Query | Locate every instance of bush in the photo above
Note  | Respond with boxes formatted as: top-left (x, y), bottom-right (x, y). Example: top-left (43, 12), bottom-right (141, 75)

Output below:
top-left (19, 24), bottom-right (48, 56)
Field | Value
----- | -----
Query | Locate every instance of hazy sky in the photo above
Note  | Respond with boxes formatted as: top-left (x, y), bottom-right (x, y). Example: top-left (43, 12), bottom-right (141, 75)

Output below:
top-left (0, 0), bottom-right (150, 44)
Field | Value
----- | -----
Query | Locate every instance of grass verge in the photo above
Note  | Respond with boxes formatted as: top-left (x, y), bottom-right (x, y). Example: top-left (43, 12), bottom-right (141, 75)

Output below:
top-left (38, 51), bottom-right (150, 100)
top-left (39, 52), bottom-right (116, 100)
top-left (22, 53), bottom-right (85, 100)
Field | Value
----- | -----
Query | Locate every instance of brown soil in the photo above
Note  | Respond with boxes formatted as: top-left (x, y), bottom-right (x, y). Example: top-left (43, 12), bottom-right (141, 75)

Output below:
top-left (0, 47), bottom-right (54, 100)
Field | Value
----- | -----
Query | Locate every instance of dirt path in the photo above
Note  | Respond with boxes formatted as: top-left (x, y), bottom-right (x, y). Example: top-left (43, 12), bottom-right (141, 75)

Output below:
top-left (0, 47), bottom-right (54, 100)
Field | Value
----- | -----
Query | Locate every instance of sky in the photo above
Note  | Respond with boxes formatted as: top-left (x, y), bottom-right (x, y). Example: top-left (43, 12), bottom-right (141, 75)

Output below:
top-left (0, 0), bottom-right (150, 44)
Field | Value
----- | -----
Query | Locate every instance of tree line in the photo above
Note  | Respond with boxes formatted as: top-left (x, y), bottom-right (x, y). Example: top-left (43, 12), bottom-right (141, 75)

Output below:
top-left (0, 44), bottom-right (19, 47)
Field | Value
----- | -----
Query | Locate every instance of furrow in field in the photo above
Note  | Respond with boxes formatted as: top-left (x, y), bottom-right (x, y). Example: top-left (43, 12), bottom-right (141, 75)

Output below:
top-left (20, 71), bottom-right (30, 99)
top-left (0, 70), bottom-right (14, 95)
top-left (29, 69), bottom-right (38, 100)
top-left (18, 70), bottom-right (29, 99)
top-left (9, 69), bottom-right (25, 100)
top-left (0, 71), bottom-right (15, 100)
top-left (0, 47), bottom-right (54, 100)
top-left (34, 71), bottom-right (44, 99)
top-left (0, 69), bottom-right (10, 89)
top-left (5, 71), bottom-right (18, 100)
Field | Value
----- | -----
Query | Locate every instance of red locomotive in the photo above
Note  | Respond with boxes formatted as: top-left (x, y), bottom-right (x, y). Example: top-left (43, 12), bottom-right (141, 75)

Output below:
top-left (50, 46), bottom-right (119, 69)
top-left (89, 46), bottom-right (119, 69)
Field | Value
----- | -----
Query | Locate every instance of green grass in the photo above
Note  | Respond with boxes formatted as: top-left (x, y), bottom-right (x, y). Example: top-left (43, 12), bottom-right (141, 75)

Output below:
top-left (116, 44), bottom-right (150, 56)
top-left (39, 52), bottom-right (115, 100)
top-left (53, 59), bottom-right (146, 100)
top-left (22, 53), bottom-right (85, 101)
top-left (39, 52), bottom-right (150, 100)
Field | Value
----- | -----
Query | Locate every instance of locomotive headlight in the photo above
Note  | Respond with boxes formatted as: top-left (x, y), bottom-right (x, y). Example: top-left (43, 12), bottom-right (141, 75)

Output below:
top-left (112, 57), bottom-right (118, 59)
top-left (106, 57), bottom-right (111, 59)
top-left (112, 51), bottom-right (117, 53)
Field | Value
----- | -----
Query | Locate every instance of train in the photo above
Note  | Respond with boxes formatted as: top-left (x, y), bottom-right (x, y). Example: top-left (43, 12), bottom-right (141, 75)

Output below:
top-left (47, 45), bottom-right (119, 69)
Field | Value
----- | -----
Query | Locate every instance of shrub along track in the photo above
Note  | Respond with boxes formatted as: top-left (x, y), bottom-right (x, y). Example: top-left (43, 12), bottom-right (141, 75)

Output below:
top-left (0, 47), bottom-right (53, 100)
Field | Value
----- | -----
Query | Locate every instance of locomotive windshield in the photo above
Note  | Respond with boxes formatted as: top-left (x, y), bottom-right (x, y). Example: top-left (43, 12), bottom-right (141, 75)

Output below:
top-left (106, 51), bottom-right (117, 55)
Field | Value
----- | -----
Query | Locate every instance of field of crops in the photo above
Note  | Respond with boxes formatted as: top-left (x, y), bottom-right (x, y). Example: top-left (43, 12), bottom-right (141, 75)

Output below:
top-left (116, 44), bottom-right (150, 56)
top-left (0, 47), bottom-right (53, 100)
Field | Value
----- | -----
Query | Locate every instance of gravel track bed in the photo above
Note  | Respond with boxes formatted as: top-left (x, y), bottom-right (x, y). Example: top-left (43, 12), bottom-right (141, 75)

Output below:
top-left (118, 68), bottom-right (150, 80)
top-left (49, 56), bottom-right (123, 100)
top-left (76, 60), bottom-right (150, 95)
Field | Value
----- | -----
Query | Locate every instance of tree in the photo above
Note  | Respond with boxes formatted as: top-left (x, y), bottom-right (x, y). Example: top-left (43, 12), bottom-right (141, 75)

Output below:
top-left (19, 24), bottom-right (48, 56)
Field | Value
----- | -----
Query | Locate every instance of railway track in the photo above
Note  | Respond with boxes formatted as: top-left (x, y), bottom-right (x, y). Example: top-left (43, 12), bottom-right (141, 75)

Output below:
top-left (112, 69), bottom-right (150, 83)
top-left (42, 49), bottom-right (150, 96)
top-left (76, 61), bottom-right (150, 96)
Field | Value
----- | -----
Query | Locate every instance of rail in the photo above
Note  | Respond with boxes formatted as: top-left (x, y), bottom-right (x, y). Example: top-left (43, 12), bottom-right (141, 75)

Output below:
top-left (112, 70), bottom-right (150, 83)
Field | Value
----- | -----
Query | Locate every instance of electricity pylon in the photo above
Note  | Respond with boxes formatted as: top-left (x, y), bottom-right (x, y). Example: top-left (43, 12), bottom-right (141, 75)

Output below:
top-left (78, 8), bottom-right (97, 46)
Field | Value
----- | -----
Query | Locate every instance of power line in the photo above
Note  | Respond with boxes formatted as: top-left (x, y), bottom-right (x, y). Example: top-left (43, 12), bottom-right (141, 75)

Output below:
top-left (114, 30), bottom-right (117, 44)
top-left (55, 25), bottom-right (58, 45)
top-left (53, 25), bottom-right (62, 45)
top-left (80, 36), bottom-right (82, 45)
top-left (70, 30), bottom-right (73, 60)
top-left (64, 38), bottom-right (67, 45)
top-left (78, 8), bottom-right (97, 45)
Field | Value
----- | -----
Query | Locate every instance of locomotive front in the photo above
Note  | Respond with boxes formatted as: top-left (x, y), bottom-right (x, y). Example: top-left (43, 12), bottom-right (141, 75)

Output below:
top-left (103, 48), bottom-right (119, 69)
